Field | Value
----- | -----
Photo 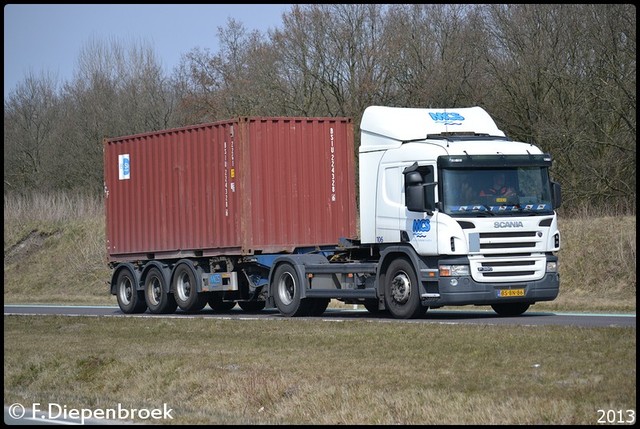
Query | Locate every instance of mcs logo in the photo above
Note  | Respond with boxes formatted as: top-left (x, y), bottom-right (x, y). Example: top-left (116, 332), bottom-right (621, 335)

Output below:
top-left (412, 219), bottom-right (431, 238)
top-left (428, 112), bottom-right (465, 125)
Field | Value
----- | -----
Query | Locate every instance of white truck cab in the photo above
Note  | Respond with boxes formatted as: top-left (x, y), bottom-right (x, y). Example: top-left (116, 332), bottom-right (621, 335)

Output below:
top-left (358, 106), bottom-right (561, 316)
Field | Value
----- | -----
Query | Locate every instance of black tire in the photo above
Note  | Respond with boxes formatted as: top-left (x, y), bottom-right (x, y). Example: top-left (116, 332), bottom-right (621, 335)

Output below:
top-left (208, 293), bottom-right (237, 312)
top-left (116, 269), bottom-right (147, 314)
top-left (308, 298), bottom-right (330, 316)
top-left (363, 298), bottom-right (387, 314)
top-left (272, 263), bottom-right (310, 317)
top-left (384, 258), bottom-right (424, 319)
top-left (144, 267), bottom-right (177, 314)
top-left (172, 264), bottom-right (207, 313)
top-left (491, 303), bottom-right (530, 316)
top-left (238, 301), bottom-right (266, 313)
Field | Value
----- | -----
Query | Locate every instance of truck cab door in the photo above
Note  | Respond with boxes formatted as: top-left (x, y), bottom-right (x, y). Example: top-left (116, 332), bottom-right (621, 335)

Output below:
top-left (401, 163), bottom-right (439, 256)
top-left (375, 164), bottom-right (403, 243)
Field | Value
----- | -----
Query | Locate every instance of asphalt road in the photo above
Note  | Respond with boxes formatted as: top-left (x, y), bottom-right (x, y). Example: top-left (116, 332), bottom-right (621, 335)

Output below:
top-left (4, 304), bottom-right (636, 328)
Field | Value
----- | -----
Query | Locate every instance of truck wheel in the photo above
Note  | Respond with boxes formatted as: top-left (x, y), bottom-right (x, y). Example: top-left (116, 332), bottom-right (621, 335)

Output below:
top-left (491, 303), bottom-right (530, 316)
top-left (363, 298), bottom-right (387, 314)
top-left (208, 293), bottom-right (236, 312)
top-left (172, 264), bottom-right (207, 312)
top-left (384, 258), bottom-right (424, 319)
top-left (116, 268), bottom-right (147, 314)
top-left (272, 263), bottom-right (310, 317)
top-left (144, 267), bottom-right (177, 314)
top-left (308, 298), bottom-right (330, 316)
top-left (238, 301), bottom-right (266, 313)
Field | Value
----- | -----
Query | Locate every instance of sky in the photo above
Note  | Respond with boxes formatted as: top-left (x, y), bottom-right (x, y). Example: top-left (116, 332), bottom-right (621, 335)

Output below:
top-left (3, 4), bottom-right (293, 98)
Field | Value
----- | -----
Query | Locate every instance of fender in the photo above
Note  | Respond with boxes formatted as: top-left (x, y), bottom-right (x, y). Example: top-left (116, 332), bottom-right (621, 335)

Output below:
top-left (268, 254), bottom-right (329, 301)
top-left (110, 262), bottom-right (141, 295)
top-left (170, 259), bottom-right (203, 293)
top-left (377, 245), bottom-right (429, 297)
top-left (141, 261), bottom-right (173, 293)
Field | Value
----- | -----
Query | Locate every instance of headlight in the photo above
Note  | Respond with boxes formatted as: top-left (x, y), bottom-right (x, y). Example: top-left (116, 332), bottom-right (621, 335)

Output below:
top-left (439, 265), bottom-right (470, 277)
top-left (546, 261), bottom-right (558, 272)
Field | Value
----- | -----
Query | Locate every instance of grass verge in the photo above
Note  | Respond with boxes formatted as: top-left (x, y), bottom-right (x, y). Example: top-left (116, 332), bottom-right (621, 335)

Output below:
top-left (4, 315), bottom-right (636, 425)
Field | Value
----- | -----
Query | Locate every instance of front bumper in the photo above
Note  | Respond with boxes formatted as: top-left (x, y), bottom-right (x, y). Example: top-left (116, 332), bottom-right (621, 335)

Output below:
top-left (420, 272), bottom-right (559, 306)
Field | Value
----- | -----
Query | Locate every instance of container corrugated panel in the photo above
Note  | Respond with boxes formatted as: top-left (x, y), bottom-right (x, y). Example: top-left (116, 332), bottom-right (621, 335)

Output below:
top-left (104, 117), bottom-right (357, 261)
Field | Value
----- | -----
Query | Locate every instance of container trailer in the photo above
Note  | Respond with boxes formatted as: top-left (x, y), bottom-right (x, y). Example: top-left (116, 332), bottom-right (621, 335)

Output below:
top-left (104, 106), bottom-right (562, 319)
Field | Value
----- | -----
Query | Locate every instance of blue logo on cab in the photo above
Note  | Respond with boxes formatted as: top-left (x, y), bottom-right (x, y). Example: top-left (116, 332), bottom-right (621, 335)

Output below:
top-left (412, 219), bottom-right (430, 238)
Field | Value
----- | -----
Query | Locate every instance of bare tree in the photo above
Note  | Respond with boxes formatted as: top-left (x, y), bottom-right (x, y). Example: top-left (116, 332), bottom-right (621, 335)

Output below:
top-left (270, 4), bottom-right (392, 118)
top-left (57, 36), bottom-right (181, 193)
top-left (4, 71), bottom-right (61, 192)
top-left (383, 4), bottom-right (491, 108)
top-left (176, 18), bottom-right (288, 122)
top-left (483, 4), bottom-right (636, 212)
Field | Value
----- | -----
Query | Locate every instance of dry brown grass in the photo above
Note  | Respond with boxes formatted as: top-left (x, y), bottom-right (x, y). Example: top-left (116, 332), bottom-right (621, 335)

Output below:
top-left (3, 315), bottom-right (636, 425)
top-left (545, 215), bottom-right (636, 312)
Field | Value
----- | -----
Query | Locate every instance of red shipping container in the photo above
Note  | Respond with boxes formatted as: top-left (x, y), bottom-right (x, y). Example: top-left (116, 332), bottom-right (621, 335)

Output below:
top-left (104, 117), bottom-right (357, 262)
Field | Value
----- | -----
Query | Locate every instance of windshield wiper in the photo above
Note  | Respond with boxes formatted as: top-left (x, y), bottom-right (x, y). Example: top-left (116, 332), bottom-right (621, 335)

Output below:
top-left (478, 205), bottom-right (496, 216)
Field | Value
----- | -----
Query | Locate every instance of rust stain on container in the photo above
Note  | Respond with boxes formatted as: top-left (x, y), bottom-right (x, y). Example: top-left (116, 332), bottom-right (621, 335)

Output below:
top-left (104, 117), bottom-right (357, 261)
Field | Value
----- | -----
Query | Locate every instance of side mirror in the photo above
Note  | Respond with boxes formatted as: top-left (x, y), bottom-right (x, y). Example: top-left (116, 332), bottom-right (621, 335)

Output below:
top-left (405, 171), bottom-right (423, 185)
top-left (404, 163), bottom-right (436, 214)
top-left (406, 183), bottom-right (426, 212)
top-left (406, 182), bottom-right (437, 213)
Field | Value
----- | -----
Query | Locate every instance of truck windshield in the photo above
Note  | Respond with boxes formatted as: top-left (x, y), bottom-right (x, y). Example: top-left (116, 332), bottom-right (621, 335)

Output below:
top-left (441, 167), bottom-right (554, 216)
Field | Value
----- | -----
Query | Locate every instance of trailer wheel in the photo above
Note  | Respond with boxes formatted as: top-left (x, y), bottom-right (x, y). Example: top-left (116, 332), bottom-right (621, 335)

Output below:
top-left (491, 303), bottom-right (530, 316)
top-left (238, 301), bottom-right (266, 313)
top-left (116, 268), bottom-right (147, 314)
top-left (272, 263), bottom-right (310, 317)
top-left (144, 267), bottom-right (177, 314)
top-left (308, 298), bottom-right (330, 316)
top-left (208, 293), bottom-right (236, 312)
top-left (384, 258), bottom-right (424, 319)
top-left (172, 264), bottom-right (207, 312)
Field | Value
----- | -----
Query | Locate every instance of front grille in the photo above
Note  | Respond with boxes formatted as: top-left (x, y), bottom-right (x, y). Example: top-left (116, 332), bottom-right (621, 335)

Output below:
top-left (481, 270), bottom-right (536, 277)
top-left (470, 255), bottom-right (546, 282)
top-left (482, 260), bottom-right (535, 267)
top-left (478, 231), bottom-right (543, 252)
top-left (481, 231), bottom-right (537, 239)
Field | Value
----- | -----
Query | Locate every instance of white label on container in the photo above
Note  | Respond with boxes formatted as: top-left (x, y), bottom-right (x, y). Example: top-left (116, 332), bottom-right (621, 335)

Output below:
top-left (329, 128), bottom-right (336, 202)
top-left (223, 141), bottom-right (229, 216)
top-left (118, 154), bottom-right (131, 180)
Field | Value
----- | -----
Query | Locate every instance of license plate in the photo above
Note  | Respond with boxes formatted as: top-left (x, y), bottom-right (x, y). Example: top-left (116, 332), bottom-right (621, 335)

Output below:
top-left (498, 288), bottom-right (525, 297)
